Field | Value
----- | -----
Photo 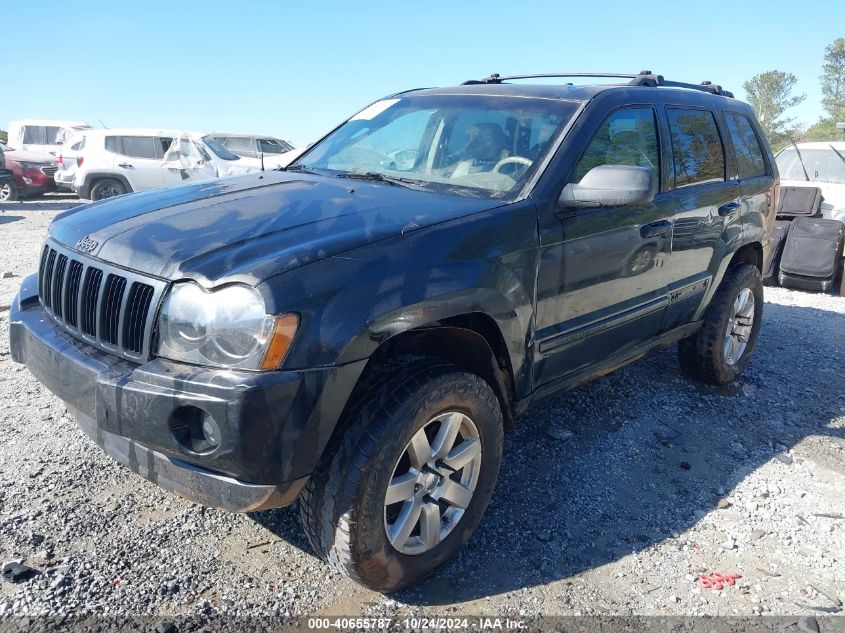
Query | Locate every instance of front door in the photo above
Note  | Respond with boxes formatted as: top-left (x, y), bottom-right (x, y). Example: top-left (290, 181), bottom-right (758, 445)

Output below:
top-left (535, 106), bottom-right (676, 385)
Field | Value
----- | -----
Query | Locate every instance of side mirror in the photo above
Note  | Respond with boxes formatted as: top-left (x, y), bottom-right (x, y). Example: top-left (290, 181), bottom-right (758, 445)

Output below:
top-left (559, 165), bottom-right (655, 209)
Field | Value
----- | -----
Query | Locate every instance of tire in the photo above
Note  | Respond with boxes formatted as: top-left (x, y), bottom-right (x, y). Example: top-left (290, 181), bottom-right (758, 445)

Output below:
top-left (0, 180), bottom-right (19, 202)
top-left (89, 178), bottom-right (127, 201)
top-left (299, 356), bottom-right (504, 592)
top-left (678, 263), bottom-right (763, 385)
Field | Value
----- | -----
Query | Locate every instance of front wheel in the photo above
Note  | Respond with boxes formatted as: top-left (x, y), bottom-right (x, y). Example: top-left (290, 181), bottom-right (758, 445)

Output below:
top-left (299, 357), bottom-right (503, 591)
top-left (678, 263), bottom-right (763, 385)
top-left (0, 180), bottom-right (19, 202)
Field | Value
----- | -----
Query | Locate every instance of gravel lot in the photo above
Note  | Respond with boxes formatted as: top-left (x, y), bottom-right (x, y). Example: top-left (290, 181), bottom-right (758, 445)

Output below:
top-left (0, 197), bottom-right (843, 630)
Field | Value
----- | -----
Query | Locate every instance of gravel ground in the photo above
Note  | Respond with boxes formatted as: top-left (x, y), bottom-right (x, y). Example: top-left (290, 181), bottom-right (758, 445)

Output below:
top-left (0, 197), bottom-right (843, 630)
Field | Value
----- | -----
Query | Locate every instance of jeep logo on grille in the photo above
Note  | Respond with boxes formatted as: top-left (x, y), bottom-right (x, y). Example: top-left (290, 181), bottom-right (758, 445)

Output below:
top-left (75, 236), bottom-right (99, 253)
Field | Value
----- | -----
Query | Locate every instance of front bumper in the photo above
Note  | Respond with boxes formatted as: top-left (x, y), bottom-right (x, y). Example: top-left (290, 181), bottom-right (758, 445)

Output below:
top-left (9, 274), bottom-right (365, 512)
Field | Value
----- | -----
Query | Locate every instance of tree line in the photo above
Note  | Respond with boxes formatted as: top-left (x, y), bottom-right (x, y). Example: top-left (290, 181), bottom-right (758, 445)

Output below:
top-left (744, 37), bottom-right (845, 151)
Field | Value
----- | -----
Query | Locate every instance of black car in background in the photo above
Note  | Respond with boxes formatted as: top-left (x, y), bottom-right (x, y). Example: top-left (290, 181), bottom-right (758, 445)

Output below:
top-left (11, 71), bottom-right (777, 591)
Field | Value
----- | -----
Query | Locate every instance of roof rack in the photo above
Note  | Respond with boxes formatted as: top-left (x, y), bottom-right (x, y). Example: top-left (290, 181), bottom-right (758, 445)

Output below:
top-left (462, 70), bottom-right (734, 98)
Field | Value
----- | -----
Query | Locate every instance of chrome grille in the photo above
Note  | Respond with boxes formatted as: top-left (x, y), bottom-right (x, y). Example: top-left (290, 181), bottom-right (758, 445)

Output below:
top-left (37, 240), bottom-right (167, 362)
top-left (41, 165), bottom-right (58, 176)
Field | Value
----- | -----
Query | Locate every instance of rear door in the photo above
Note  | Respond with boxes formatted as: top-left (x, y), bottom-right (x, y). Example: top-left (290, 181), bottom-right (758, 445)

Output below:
top-left (659, 106), bottom-right (742, 329)
top-left (721, 109), bottom-right (776, 253)
top-left (111, 136), bottom-right (166, 191)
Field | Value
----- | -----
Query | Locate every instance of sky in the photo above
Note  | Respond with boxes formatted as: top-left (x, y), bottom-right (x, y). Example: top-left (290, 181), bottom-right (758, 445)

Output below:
top-left (2, 0), bottom-right (843, 146)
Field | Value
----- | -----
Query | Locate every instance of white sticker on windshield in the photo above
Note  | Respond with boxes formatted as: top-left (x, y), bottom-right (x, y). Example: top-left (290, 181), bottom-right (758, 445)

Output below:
top-left (350, 99), bottom-right (400, 121)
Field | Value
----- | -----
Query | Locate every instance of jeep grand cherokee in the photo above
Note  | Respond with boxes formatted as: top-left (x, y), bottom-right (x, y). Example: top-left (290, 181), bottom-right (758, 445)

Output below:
top-left (10, 71), bottom-right (777, 591)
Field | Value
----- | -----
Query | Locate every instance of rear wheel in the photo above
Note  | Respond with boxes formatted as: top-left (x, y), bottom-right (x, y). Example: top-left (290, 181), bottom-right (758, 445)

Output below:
top-left (0, 180), bottom-right (19, 202)
top-left (299, 356), bottom-right (503, 591)
top-left (678, 263), bottom-right (763, 385)
top-left (90, 178), bottom-right (127, 201)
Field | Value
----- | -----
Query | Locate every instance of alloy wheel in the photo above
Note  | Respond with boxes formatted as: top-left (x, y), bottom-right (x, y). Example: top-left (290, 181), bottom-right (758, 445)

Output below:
top-left (723, 287), bottom-right (754, 365)
top-left (384, 411), bottom-right (482, 555)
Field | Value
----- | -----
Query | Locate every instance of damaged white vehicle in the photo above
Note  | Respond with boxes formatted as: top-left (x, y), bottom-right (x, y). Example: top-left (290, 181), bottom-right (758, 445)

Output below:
top-left (71, 129), bottom-right (273, 200)
top-left (775, 141), bottom-right (845, 222)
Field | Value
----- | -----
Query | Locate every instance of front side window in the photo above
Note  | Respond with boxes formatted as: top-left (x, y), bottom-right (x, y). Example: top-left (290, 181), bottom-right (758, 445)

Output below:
top-left (120, 136), bottom-right (159, 159)
top-left (724, 112), bottom-right (767, 179)
top-left (776, 147), bottom-right (845, 184)
top-left (571, 107), bottom-right (660, 184)
top-left (667, 108), bottom-right (725, 188)
top-left (293, 95), bottom-right (581, 199)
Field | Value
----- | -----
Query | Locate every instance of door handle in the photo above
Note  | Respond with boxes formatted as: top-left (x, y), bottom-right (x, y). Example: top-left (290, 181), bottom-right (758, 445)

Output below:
top-left (718, 202), bottom-right (741, 216)
top-left (117, 163), bottom-right (134, 169)
top-left (640, 220), bottom-right (673, 239)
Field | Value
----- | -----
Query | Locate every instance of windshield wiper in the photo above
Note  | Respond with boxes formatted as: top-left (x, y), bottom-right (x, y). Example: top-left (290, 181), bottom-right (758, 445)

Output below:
top-left (284, 164), bottom-right (322, 174)
top-left (335, 171), bottom-right (428, 190)
top-left (790, 139), bottom-right (811, 181)
top-left (829, 143), bottom-right (845, 166)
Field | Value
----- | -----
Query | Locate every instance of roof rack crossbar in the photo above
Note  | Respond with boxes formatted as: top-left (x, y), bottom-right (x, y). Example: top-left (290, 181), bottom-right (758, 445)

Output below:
top-left (462, 71), bottom-right (734, 98)
top-left (631, 72), bottom-right (734, 98)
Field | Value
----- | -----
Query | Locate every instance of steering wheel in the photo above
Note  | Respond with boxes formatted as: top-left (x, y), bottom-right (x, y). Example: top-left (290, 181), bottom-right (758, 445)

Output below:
top-left (493, 156), bottom-right (532, 173)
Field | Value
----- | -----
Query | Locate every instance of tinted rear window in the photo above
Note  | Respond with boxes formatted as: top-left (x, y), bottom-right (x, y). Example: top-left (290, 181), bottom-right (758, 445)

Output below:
top-left (23, 126), bottom-right (46, 145)
top-left (724, 112), bottom-right (767, 179)
top-left (667, 108), bottom-right (725, 188)
top-left (120, 136), bottom-right (159, 159)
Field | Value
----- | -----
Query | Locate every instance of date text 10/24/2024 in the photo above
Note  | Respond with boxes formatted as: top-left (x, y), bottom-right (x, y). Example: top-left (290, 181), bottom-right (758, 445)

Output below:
top-left (307, 617), bottom-right (527, 630)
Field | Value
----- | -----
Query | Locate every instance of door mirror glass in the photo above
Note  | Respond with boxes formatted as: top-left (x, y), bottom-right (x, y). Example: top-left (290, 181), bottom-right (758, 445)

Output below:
top-left (559, 164), bottom-right (655, 208)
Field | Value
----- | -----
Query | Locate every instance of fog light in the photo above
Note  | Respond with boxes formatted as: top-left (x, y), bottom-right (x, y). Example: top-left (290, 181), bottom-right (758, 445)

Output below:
top-left (170, 406), bottom-right (222, 454)
top-left (22, 177), bottom-right (32, 185)
top-left (201, 416), bottom-right (220, 448)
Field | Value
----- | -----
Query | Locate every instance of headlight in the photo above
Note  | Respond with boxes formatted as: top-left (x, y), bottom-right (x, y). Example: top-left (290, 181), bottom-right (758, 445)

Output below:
top-left (156, 282), bottom-right (298, 370)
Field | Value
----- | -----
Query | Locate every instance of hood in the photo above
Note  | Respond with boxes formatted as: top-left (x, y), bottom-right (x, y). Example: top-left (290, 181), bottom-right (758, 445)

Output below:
top-left (49, 171), bottom-right (502, 285)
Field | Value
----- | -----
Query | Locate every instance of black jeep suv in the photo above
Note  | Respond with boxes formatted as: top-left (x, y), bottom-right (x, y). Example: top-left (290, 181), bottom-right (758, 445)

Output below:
top-left (10, 72), bottom-right (777, 591)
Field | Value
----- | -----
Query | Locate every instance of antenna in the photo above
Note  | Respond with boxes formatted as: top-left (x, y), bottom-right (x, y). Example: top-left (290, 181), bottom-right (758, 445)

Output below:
top-left (97, 118), bottom-right (107, 129)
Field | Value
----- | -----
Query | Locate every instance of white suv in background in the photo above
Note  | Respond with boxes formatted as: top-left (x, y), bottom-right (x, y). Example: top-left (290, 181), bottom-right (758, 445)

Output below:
top-left (54, 130), bottom-right (88, 191)
top-left (7, 119), bottom-right (92, 156)
top-left (72, 129), bottom-right (267, 200)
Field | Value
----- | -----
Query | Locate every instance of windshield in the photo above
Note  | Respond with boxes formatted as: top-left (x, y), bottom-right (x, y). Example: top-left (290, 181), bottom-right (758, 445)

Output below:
top-left (292, 94), bottom-right (580, 199)
top-left (776, 147), bottom-right (845, 184)
top-left (202, 136), bottom-right (241, 161)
